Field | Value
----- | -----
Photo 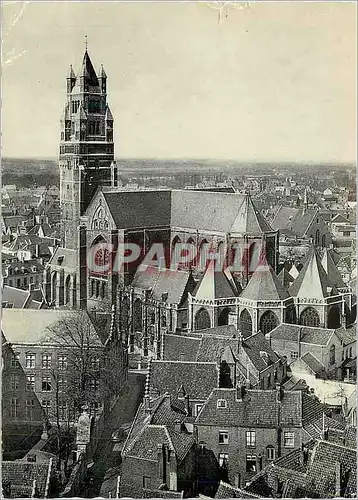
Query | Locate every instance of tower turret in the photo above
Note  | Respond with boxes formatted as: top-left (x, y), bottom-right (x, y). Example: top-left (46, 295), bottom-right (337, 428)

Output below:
top-left (59, 46), bottom-right (115, 249)
top-left (98, 64), bottom-right (107, 94)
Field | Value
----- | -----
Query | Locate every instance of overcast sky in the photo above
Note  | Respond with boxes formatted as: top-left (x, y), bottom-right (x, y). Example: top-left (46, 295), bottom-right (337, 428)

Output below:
top-left (2, 1), bottom-right (356, 162)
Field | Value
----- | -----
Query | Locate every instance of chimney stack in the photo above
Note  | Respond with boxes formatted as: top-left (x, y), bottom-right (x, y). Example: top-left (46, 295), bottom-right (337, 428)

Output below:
top-left (185, 394), bottom-right (191, 416)
top-left (236, 382), bottom-right (246, 400)
top-left (335, 462), bottom-right (342, 497)
top-left (276, 383), bottom-right (284, 402)
top-left (174, 420), bottom-right (181, 434)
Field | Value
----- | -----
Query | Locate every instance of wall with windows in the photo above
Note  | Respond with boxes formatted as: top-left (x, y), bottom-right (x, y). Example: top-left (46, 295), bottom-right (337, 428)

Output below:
top-left (196, 422), bottom-right (302, 488)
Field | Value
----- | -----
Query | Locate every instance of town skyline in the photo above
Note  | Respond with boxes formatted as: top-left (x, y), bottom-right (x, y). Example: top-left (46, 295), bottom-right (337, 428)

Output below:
top-left (2, 1), bottom-right (356, 162)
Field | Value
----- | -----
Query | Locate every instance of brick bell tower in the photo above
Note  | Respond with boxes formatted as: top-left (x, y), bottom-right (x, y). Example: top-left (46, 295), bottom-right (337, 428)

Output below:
top-left (59, 41), bottom-right (117, 249)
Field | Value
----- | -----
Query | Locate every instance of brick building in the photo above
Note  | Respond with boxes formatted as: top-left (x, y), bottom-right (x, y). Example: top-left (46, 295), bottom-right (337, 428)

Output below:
top-left (195, 386), bottom-right (328, 489)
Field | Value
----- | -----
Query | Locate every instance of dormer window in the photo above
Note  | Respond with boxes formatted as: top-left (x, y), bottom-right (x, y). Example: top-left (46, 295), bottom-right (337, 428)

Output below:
top-left (217, 399), bottom-right (227, 409)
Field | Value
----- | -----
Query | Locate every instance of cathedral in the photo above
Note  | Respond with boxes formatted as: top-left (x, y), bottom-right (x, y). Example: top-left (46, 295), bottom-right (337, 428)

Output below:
top-left (44, 47), bottom-right (354, 366)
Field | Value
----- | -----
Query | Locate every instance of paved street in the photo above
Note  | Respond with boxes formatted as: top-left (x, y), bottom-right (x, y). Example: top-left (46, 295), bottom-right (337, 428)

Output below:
top-left (80, 371), bottom-right (146, 497)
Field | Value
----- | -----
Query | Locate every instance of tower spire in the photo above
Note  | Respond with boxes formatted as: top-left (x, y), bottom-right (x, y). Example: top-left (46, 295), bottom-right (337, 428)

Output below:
top-left (85, 34), bottom-right (88, 52)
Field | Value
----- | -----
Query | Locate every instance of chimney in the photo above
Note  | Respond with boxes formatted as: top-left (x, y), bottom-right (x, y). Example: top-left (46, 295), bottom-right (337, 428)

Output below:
top-left (144, 395), bottom-right (151, 413)
top-left (157, 444), bottom-right (165, 485)
top-left (236, 382), bottom-right (246, 400)
top-left (185, 394), bottom-right (191, 416)
top-left (174, 420), bottom-right (181, 434)
top-left (335, 462), bottom-right (342, 497)
top-left (276, 383), bottom-right (284, 402)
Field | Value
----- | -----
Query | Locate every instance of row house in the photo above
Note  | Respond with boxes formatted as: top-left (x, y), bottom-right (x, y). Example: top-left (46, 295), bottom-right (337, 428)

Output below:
top-left (162, 326), bottom-right (287, 391)
top-left (195, 385), bottom-right (328, 489)
top-left (120, 393), bottom-right (197, 498)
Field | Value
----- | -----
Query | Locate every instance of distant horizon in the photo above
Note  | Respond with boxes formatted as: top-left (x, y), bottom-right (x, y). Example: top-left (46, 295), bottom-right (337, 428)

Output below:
top-left (2, 156), bottom-right (356, 167)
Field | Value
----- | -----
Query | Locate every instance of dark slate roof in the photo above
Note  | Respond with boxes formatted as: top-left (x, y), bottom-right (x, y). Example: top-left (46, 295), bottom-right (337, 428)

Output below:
top-left (1, 460), bottom-right (53, 498)
top-left (131, 266), bottom-right (195, 305)
top-left (306, 440), bottom-right (357, 497)
top-left (289, 246), bottom-right (338, 299)
top-left (300, 327), bottom-right (335, 346)
top-left (301, 352), bottom-right (325, 374)
top-left (103, 190), bottom-right (172, 229)
top-left (215, 481), bottom-right (260, 499)
top-left (1, 286), bottom-right (29, 308)
top-left (193, 262), bottom-right (238, 300)
top-left (269, 323), bottom-right (336, 346)
top-left (196, 336), bottom-right (238, 363)
top-left (150, 360), bottom-right (219, 401)
top-left (271, 206), bottom-right (317, 237)
top-left (242, 332), bottom-right (280, 372)
top-left (196, 388), bottom-right (299, 428)
top-left (100, 189), bottom-right (274, 235)
top-left (240, 261), bottom-right (289, 301)
top-left (321, 248), bottom-right (346, 288)
top-left (163, 334), bottom-right (201, 361)
top-left (269, 323), bottom-right (301, 342)
top-left (277, 267), bottom-right (295, 289)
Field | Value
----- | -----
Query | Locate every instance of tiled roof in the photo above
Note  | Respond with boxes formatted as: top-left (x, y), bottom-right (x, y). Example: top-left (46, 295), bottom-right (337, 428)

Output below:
top-left (271, 206), bottom-right (317, 237)
top-left (321, 248), bottom-right (346, 288)
top-left (193, 262), bottom-right (238, 300)
top-left (300, 353), bottom-right (325, 375)
top-left (150, 395), bottom-right (187, 426)
top-left (1, 460), bottom-right (53, 498)
top-left (277, 267), bottom-right (295, 289)
top-left (289, 246), bottom-right (338, 299)
top-left (163, 334), bottom-right (201, 361)
top-left (215, 481), bottom-right (260, 499)
top-left (242, 332), bottom-right (280, 372)
top-left (100, 189), bottom-right (274, 235)
top-left (195, 388), bottom-right (303, 428)
top-left (240, 261), bottom-right (289, 301)
top-left (150, 360), bottom-right (219, 401)
top-left (196, 336), bottom-right (238, 363)
top-left (269, 323), bottom-right (336, 346)
top-left (300, 326), bottom-right (335, 346)
top-left (247, 439), bottom-right (357, 498)
top-left (335, 325), bottom-right (356, 345)
top-left (131, 266), bottom-right (195, 305)
top-left (269, 323), bottom-right (301, 342)
top-left (1, 286), bottom-right (29, 308)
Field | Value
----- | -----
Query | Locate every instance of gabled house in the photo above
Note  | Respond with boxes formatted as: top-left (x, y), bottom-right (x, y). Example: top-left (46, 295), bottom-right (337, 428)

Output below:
top-left (195, 386), bottom-right (328, 489)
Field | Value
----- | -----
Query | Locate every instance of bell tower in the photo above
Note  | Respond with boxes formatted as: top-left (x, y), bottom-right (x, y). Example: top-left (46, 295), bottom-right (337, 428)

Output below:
top-left (59, 42), bottom-right (117, 249)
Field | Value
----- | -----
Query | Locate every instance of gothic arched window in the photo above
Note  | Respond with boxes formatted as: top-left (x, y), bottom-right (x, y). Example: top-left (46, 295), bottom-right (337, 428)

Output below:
top-left (300, 307), bottom-right (320, 327)
top-left (259, 310), bottom-right (279, 335)
top-left (239, 309), bottom-right (252, 337)
top-left (195, 307), bottom-right (211, 331)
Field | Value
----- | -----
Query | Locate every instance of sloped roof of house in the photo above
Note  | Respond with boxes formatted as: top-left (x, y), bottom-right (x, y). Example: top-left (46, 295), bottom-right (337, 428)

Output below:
top-left (215, 481), bottom-right (260, 499)
top-left (247, 439), bottom-right (356, 499)
top-left (243, 332), bottom-right (280, 371)
top-left (269, 323), bottom-right (336, 346)
top-left (335, 325), bottom-right (356, 346)
top-left (321, 248), bottom-right (346, 288)
top-left (131, 266), bottom-right (195, 305)
top-left (300, 352), bottom-right (325, 375)
top-left (1, 460), bottom-right (53, 498)
top-left (289, 246), bottom-right (338, 299)
top-left (195, 388), bottom-right (324, 428)
top-left (240, 260), bottom-right (290, 301)
top-left (149, 360), bottom-right (219, 401)
top-left (271, 206), bottom-right (317, 237)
